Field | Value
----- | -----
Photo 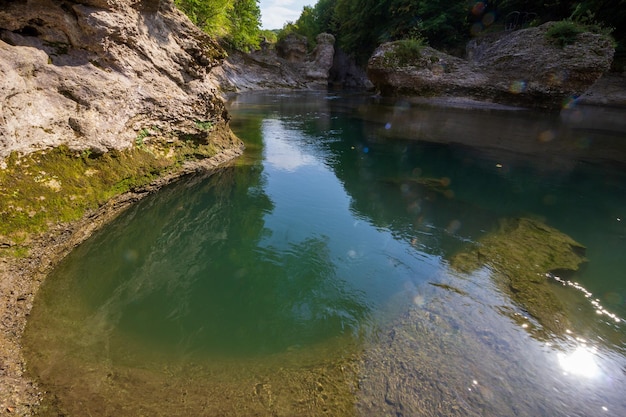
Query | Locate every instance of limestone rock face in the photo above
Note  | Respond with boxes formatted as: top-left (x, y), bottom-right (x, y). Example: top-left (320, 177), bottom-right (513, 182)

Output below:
top-left (0, 0), bottom-right (230, 160)
top-left (306, 33), bottom-right (336, 81)
top-left (276, 32), bottom-right (308, 63)
top-left (213, 33), bottom-right (336, 93)
top-left (367, 22), bottom-right (615, 109)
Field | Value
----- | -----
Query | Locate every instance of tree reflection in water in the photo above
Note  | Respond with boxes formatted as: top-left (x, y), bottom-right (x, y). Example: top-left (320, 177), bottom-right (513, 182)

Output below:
top-left (24, 91), bottom-right (626, 417)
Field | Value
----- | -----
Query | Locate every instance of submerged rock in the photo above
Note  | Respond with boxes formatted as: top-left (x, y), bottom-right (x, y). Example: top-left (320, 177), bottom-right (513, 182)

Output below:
top-left (450, 217), bottom-right (587, 335)
top-left (367, 22), bottom-right (615, 109)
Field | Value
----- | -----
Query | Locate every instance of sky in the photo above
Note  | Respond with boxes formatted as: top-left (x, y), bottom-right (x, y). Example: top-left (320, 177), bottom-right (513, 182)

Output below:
top-left (259, 0), bottom-right (313, 30)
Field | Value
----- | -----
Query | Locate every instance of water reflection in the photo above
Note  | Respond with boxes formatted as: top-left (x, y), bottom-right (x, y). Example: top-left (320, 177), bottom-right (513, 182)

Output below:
top-left (24, 91), bottom-right (626, 416)
top-left (28, 167), bottom-right (371, 360)
top-left (229, 91), bottom-right (626, 415)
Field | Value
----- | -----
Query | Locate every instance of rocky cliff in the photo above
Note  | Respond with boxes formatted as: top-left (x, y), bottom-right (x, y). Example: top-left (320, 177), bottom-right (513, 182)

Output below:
top-left (211, 32), bottom-right (336, 93)
top-left (367, 22), bottom-right (615, 109)
top-left (0, 0), bottom-right (240, 159)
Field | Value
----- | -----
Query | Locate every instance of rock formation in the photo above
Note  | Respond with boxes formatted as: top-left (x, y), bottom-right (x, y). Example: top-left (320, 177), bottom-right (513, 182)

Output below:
top-left (276, 32), bottom-right (309, 63)
top-left (305, 33), bottom-right (336, 82)
top-left (367, 22), bottom-right (615, 109)
top-left (329, 47), bottom-right (372, 89)
top-left (212, 33), bottom-right (336, 93)
top-left (0, 1), bottom-right (243, 414)
top-left (0, 0), bottom-right (239, 160)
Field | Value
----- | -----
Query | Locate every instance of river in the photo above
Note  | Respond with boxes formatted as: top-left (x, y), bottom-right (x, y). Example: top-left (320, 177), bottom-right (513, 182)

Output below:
top-left (23, 91), bottom-right (626, 416)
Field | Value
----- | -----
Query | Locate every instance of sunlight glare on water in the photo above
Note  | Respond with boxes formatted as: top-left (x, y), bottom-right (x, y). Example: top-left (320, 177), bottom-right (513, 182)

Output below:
top-left (558, 345), bottom-right (599, 378)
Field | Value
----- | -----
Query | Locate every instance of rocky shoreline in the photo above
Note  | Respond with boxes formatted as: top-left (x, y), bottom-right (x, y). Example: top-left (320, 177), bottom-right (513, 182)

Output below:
top-left (0, 146), bottom-right (243, 415)
top-left (2, 1), bottom-right (625, 415)
top-left (1, 0), bottom-right (244, 412)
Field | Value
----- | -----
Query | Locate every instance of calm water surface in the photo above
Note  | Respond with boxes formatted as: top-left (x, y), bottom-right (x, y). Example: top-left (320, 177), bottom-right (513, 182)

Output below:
top-left (24, 92), bottom-right (626, 416)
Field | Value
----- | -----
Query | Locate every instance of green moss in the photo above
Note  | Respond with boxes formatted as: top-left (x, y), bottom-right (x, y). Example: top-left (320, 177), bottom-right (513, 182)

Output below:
top-left (450, 218), bottom-right (586, 336)
top-left (0, 137), bottom-right (223, 256)
top-left (135, 128), bottom-right (150, 148)
top-left (194, 120), bottom-right (213, 131)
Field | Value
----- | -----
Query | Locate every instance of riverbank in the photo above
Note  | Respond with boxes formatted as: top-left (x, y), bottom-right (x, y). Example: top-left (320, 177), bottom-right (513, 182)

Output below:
top-left (0, 146), bottom-right (243, 416)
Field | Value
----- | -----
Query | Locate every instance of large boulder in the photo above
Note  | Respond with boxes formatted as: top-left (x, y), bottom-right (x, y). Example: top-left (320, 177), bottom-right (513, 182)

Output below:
top-left (0, 0), bottom-right (232, 161)
top-left (367, 22), bottom-right (615, 109)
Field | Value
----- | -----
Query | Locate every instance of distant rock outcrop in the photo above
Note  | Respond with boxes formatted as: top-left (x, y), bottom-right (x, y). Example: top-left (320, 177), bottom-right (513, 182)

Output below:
top-left (0, 0), bottom-right (237, 160)
top-left (367, 22), bottom-right (615, 109)
top-left (276, 32), bottom-right (309, 63)
top-left (212, 33), bottom-right (336, 93)
top-left (306, 33), bottom-right (336, 82)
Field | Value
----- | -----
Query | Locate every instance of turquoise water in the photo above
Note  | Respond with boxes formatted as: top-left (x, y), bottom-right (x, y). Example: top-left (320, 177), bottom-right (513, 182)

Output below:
top-left (24, 92), bottom-right (626, 416)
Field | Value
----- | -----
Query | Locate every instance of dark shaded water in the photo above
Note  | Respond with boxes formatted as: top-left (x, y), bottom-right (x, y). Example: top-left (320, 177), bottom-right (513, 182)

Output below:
top-left (24, 92), bottom-right (626, 416)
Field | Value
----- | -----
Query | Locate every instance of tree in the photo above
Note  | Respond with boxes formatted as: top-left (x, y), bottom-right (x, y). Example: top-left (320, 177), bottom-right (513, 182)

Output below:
top-left (174, 0), bottom-right (262, 52)
top-left (174, 0), bottom-right (232, 37)
top-left (226, 0), bottom-right (262, 51)
top-left (326, 0), bottom-right (471, 63)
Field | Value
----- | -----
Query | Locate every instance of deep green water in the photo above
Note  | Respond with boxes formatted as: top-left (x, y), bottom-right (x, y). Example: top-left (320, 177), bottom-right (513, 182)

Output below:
top-left (24, 92), bottom-right (626, 416)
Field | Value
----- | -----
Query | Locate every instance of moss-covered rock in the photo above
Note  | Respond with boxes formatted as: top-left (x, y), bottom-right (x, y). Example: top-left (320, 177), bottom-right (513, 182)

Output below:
top-left (450, 217), bottom-right (587, 335)
top-left (0, 125), bottom-right (240, 257)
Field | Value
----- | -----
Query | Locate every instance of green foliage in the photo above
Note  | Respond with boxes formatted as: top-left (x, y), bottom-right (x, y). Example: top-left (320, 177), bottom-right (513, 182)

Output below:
top-left (545, 20), bottom-right (585, 47)
top-left (276, 4), bottom-right (326, 50)
top-left (384, 38), bottom-right (427, 66)
top-left (294, 5), bottom-right (319, 45)
top-left (225, 0), bottom-right (262, 52)
top-left (285, 0), bottom-right (624, 65)
top-left (175, 0), bottom-right (232, 36)
top-left (281, 0), bottom-right (470, 64)
top-left (174, 0), bottom-right (262, 52)
top-left (260, 29), bottom-right (278, 44)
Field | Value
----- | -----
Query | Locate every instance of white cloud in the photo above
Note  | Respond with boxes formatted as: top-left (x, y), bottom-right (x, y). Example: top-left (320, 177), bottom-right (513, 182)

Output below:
top-left (259, 0), bottom-right (314, 30)
top-left (262, 120), bottom-right (316, 172)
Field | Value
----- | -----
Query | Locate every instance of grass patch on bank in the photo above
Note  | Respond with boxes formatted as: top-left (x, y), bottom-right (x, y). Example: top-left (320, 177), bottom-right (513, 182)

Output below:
top-left (383, 38), bottom-right (427, 67)
top-left (0, 138), bottom-right (221, 255)
top-left (545, 20), bottom-right (585, 47)
top-left (545, 18), bottom-right (615, 48)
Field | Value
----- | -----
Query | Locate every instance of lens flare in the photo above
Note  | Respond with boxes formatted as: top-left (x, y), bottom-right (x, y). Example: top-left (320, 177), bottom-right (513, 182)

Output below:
top-left (538, 130), bottom-right (555, 142)
top-left (509, 80), bottom-right (526, 94)
top-left (470, 23), bottom-right (483, 36)
top-left (472, 2), bottom-right (486, 16)
top-left (482, 12), bottom-right (495, 26)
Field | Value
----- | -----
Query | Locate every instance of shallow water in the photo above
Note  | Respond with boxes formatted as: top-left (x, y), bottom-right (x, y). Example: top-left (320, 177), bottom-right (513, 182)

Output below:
top-left (24, 92), bottom-right (626, 416)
